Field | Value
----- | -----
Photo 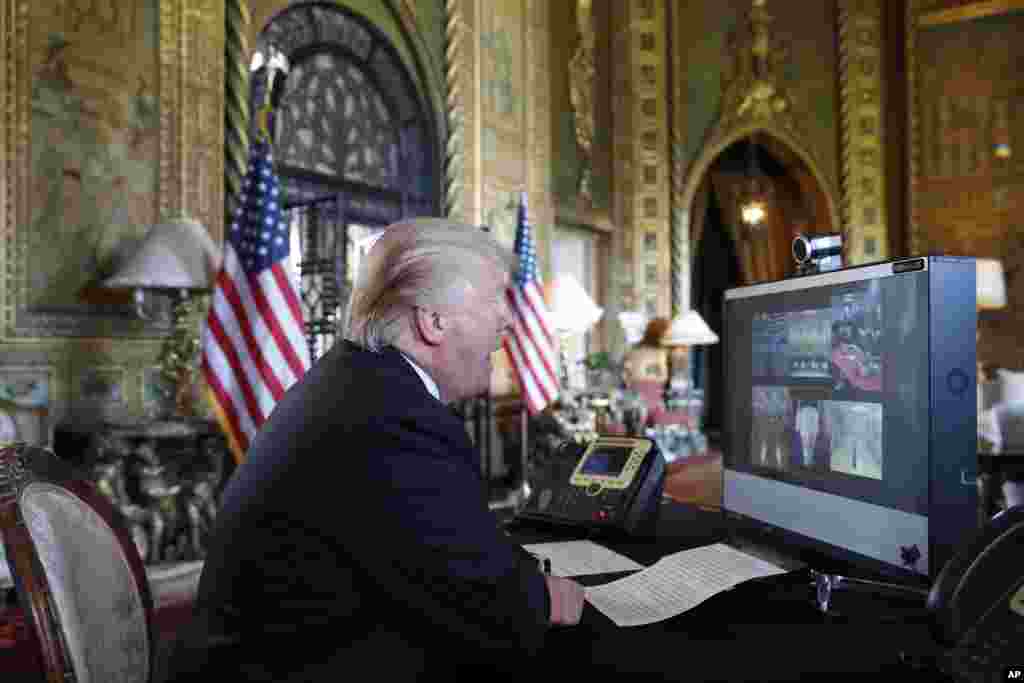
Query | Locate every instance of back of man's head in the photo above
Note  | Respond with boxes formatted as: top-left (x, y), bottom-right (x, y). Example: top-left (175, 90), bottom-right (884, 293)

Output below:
top-left (345, 218), bottom-right (517, 351)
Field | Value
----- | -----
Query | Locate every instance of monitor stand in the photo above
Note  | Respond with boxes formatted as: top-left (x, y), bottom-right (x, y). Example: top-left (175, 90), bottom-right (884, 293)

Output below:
top-left (811, 570), bottom-right (931, 618)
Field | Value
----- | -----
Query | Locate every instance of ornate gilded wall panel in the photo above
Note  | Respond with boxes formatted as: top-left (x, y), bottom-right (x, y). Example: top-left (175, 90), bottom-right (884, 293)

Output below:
top-left (838, 0), bottom-right (888, 264)
top-left (189, 1), bottom-right (225, 240)
top-left (525, 0), bottom-right (553, 242)
top-left (609, 0), bottom-right (670, 322)
top-left (609, 0), bottom-right (635, 315)
top-left (0, 0), bottom-right (223, 421)
top-left (2, 0), bottom-right (28, 339)
top-left (7, 1), bottom-right (158, 338)
top-left (568, 0), bottom-right (595, 203)
top-left (159, 0), bottom-right (224, 236)
top-left (673, 1), bottom-right (841, 297)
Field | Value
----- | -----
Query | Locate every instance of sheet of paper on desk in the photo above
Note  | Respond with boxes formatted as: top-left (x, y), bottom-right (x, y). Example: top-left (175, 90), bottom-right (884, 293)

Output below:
top-left (521, 540), bottom-right (645, 577)
top-left (584, 543), bottom-right (787, 627)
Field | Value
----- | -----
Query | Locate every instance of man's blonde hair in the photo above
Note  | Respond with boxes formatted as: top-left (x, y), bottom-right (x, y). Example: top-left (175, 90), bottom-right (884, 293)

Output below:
top-left (345, 218), bottom-right (517, 351)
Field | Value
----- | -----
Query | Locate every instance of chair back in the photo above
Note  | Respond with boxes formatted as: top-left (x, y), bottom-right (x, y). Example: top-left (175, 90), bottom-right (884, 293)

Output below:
top-left (0, 442), bottom-right (154, 683)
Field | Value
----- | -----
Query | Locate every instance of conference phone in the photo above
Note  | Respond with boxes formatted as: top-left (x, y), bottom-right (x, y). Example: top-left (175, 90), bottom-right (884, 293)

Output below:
top-left (515, 435), bottom-right (666, 536)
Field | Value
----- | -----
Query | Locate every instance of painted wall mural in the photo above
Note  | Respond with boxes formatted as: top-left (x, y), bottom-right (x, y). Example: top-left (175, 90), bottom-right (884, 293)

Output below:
top-left (29, 24), bottom-right (160, 309)
top-left (481, 6), bottom-right (522, 129)
top-left (1, 0), bottom-right (224, 422)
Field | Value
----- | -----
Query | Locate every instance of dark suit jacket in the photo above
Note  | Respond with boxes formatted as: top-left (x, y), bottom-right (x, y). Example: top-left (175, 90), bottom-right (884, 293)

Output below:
top-left (165, 341), bottom-right (550, 682)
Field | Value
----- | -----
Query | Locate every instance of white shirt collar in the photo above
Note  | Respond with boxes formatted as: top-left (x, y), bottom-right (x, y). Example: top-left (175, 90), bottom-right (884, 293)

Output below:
top-left (399, 352), bottom-right (440, 401)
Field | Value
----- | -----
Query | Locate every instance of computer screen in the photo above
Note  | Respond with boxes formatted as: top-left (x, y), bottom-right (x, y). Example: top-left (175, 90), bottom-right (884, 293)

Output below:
top-left (722, 257), bottom-right (977, 582)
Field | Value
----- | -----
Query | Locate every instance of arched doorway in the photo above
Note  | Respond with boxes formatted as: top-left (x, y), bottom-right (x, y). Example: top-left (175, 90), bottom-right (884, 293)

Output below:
top-left (255, 2), bottom-right (441, 358)
top-left (690, 133), bottom-right (832, 435)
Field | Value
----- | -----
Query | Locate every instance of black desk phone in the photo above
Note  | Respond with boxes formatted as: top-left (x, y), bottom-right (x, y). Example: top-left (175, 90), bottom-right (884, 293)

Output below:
top-left (515, 435), bottom-right (666, 536)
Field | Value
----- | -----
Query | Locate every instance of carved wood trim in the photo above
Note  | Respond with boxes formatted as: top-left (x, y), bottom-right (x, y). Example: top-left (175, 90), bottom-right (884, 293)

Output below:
top-left (1, 0), bottom-right (29, 339)
top-left (906, 0), bottom-right (923, 255)
top-left (444, 0), bottom-right (465, 219)
top-left (838, 0), bottom-right (888, 264)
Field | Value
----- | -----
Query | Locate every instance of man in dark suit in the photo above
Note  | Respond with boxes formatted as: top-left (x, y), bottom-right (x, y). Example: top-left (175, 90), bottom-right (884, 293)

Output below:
top-left (166, 218), bottom-right (585, 681)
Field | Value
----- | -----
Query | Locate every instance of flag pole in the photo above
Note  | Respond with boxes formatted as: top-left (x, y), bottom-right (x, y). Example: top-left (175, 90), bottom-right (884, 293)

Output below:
top-left (203, 43), bottom-right (308, 464)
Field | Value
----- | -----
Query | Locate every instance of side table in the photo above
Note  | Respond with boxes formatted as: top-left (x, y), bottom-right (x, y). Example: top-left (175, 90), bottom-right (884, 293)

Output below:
top-left (53, 418), bottom-right (233, 564)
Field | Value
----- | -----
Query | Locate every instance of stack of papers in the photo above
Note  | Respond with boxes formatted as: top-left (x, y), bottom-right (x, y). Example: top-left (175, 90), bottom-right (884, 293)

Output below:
top-left (584, 543), bottom-right (787, 627)
top-left (521, 540), bottom-right (644, 577)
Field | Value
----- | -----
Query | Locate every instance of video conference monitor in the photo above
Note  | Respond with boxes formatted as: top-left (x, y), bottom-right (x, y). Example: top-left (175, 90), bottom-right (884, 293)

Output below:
top-left (722, 256), bottom-right (978, 583)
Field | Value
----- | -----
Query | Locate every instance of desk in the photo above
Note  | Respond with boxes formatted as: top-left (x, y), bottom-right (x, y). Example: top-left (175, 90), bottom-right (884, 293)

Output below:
top-left (505, 500), bottom-right (950, 682)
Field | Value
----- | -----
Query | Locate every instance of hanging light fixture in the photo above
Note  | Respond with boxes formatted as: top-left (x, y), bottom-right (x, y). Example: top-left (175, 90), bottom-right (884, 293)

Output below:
top-left (737, 134), bottom-right (772, 229)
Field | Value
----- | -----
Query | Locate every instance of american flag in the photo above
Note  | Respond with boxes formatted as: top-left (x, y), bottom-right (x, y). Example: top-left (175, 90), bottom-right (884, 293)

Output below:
top-left (201, 137), bottom-right (311, 461)
top-left (502, 192), bottom-right (559, 414)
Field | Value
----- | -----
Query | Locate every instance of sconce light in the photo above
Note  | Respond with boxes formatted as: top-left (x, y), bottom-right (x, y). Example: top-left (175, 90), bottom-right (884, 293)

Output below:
top-left (737, 135), bottom-right (772, 230)
top-left (103, 216), bottom-right (221, 418)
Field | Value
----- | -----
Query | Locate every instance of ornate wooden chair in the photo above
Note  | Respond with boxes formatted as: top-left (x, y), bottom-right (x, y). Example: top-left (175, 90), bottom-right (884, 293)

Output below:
top-left (0, 442), bottom-right (154, 683)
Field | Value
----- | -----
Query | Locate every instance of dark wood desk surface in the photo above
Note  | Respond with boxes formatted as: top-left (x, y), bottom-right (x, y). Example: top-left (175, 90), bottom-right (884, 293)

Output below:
top-left (505, 500), bottom-right (950, 682)
top-left (3, 501), bottom-right (951, 682)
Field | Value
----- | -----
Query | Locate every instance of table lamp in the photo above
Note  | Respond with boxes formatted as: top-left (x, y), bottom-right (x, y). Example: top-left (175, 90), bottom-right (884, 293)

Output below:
top-left (103, 216), bottom-right (221, 417)
top-left (660, 310), bottom-right (719, 422)
top-left (617, 311), bottom-right (648, 346)
top-left (976, 258), bottom-right (1007, 383)
top-left (546, 273), bottom-right (603, 392)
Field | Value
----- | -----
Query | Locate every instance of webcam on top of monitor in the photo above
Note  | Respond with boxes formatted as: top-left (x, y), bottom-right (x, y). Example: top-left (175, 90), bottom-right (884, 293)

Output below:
top-left (793, 233), bottom-right (843, 276)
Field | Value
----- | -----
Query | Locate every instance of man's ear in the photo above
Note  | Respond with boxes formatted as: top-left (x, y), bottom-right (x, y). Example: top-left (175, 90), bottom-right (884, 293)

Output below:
top-left (413, 306), bottom-right (446, 346)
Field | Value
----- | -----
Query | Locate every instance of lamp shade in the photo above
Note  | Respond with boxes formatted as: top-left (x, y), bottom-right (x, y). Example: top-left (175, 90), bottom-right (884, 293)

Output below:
top-left (976, 258), bottom-right (1007, 311)
top-left (546, 273), bottom-right (603, 334)
top-left (617, 311), bottom-right (648, 345)
top-left (660, 310), bottom-right (719, 347)
top-left (103, 217), bottom-right (220, 292)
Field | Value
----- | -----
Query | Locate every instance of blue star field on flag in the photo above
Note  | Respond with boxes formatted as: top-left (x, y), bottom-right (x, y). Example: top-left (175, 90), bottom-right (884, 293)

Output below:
top-left (503, 191), bottom-right (560, 414)
top-left (513, 194), bottom-right (538, 288)
top-left (229, 139), bottom-right (290, 274)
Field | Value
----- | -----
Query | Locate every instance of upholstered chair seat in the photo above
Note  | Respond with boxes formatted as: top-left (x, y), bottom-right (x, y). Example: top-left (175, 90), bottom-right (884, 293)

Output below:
top-left (0, 443), bottom-right (154, 683)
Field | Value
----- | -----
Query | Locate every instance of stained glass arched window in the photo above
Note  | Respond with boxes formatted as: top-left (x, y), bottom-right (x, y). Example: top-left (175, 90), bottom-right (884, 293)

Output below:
top-left (255, 2), bottom-right (440, 358)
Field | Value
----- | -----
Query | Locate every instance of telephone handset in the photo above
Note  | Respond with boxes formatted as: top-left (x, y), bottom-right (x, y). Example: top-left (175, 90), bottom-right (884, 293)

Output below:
top-left (926, 504), bottom-right (1024, 680)
top-left (515, 436), bottom-right (666, 536)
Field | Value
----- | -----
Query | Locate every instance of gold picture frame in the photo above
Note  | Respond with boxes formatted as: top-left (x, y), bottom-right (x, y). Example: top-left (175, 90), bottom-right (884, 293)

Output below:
top-left (0, 0), bottom-right (223, 339)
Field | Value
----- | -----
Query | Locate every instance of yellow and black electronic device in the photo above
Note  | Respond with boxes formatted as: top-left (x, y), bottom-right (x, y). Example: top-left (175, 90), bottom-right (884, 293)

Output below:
top-left (516, 436), bottom-right (666, 536)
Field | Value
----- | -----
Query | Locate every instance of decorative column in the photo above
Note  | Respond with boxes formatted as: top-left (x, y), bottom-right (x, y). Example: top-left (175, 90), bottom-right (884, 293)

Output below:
top-left (667, 1), bottom-right (683, 317)
top-left (224, 0), bottom-right (250, 225)
top-left (611, 0), bottom-right (670, 324)
top-left (838, 0), bottom-right (888, 264)
top-left (443, 0), bottom-right (465, 220)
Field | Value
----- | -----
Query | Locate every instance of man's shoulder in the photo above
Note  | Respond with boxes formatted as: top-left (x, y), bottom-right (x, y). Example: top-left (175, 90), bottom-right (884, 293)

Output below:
top-left (318, 342), bottom-right (421, 400)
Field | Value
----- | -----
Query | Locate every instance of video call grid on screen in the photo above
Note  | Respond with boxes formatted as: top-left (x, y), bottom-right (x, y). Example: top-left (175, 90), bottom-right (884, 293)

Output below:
top-left (724, 262), bottom-right (930, 519)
